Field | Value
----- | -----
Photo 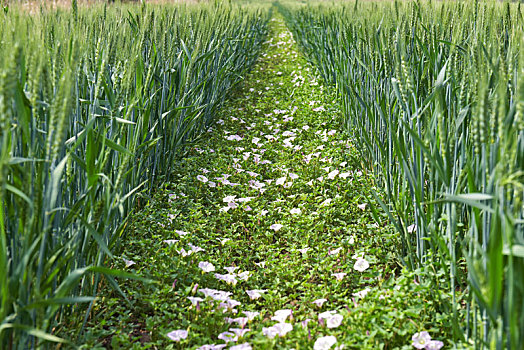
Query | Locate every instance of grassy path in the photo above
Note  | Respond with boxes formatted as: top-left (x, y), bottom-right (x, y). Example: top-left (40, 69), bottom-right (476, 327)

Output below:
top-left (76, 16), bottom-right (451, 350)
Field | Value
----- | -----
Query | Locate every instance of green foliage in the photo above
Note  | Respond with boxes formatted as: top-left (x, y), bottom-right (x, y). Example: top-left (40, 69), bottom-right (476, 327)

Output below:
top-left (0, 3), bottom-right (268, 347)
top-left (279, 0), bottom-right (524, 348)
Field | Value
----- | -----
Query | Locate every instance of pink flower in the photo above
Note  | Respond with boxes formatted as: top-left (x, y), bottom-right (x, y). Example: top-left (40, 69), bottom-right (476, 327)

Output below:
top-left (167, 329), bottom-right (188, 341)
top-left (412, 331), bottom-right (432, 349)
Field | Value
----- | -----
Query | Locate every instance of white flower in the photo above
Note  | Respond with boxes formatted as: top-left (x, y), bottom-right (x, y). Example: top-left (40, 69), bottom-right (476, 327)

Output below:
top-left (254, 261), bottom-right (266, 268)
top-left (328, 247), bottom-right (342, 256)
top-left (223, 195), bottom-right (237, 203)
top-left (197, 344), bottom-right (227, 350)
top-left (290, 208), bottom-right (302, 215)
top-left (189, 243), bottom-right (204, 253)
top-left (332, 273), bottom-right (346, 281)
top-left (314, 335), bottom-right (337, 350)
top-left (326, 314), bottom-right (343, 329)
top-left (289, 172), bottom-right (299, 180)
top-left (187, 296), bottom-right (204, 305)
top-left (412, 331), bottom-right (432, 349)
top-left (298, 247), bottom-right (310, 254)
top-left (357, 203), bottom-right (367, 211)
top-left (217, 331), bottom-right (237, 343)
top-left (197, 175), bottom-right (208, 183)
top-left (243, 311), bottom-right (260, 320)
top-left (230, 343), bottom-right (252, 350)
top-left (177, 248), bottom-right (192, 257)
top-left (198, 288), bottom-right (232, 301)
top-left (229, 328), bottom-right (250, 337)
top-left (273, 323), bottom-right (293, 336)
top-left (123, 258), bottom-right (136, 268)
top-left (262, 326), bottom-right (279, 339)
top-left (199, 261), bottom-right (215, 273)
top-left (312, 298), bottom-right (327, 307)
top-left (237, 271), bottom-right (251, 281)
top-left (175, 230), bottom-right (188, 236)
top-left (215, 273), bottom-right (238, 285)
top-left (270, 223), bottom-right (283, 231)
top-left (318, 310), bottom-right (336, 320)
top-left (352, 288), bottom-right (371, 298)
top-left (208, 181), bottom-right (216, 188)
top-left (327, 170), bottom-right (339, 179)
top-left (407, 224), bottom-right (417, 233)
top-left (339, 172), bottom-right (350, 179)
top-left (167, 329), bottom-right (188, 342)
top-left (426, 340), bottom-right (444, 350)
top-left (354, 258), bottom-right (370, 272)
top-left (276, 177), bottom-right (286, 185)
top-left (163, 239), bottom-right (178, 245)
top-left (246, 289), bottom-right (267, 300)
top-left (224, 266), bottom-right (239, 274)
top-left (271, 309), bottom-right (292, 323)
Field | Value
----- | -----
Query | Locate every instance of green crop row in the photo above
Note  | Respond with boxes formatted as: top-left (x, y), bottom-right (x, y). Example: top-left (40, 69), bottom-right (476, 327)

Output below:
top-left (0, 3), bottom-right (268, 347)
top-left (279, 1), bottom-right (524, 348)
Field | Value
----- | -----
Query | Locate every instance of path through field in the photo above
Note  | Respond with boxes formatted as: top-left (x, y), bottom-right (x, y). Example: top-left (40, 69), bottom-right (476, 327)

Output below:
top-left (77, 17), bottom-right (445, 350)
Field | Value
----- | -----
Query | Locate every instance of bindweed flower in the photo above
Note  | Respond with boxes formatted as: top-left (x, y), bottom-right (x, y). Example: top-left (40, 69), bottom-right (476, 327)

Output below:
top-left (270, 223), bottom-right (283, 232)
top-left (230, 328), bottom-right (250, 337)
top-left (246, 289), bottom-right (267, 300)
top-left (276, 177), bottom-right (286, 185)
top-left (332, 273), bottom-right (346, 281)
top-left (352, 288), bottom-right (371, 299)
top-left (298, 247), bottom-right (310, 254)
top-left (237, 271), bottom-right (251, 281)
top-left (328, 247), bottom-right (342, 256)
top-left (339, 172), bottom-right (350, 179)
top-left (262, 326), bottom-right (279, 339)
top-left (290, 208), bottom-right (302, 215)
top-left (327, 170), bottom-right (339, 179)
top-left (199, 261), bottom-right (215, 273)
top-left (175, 230), bottom-right (188, 236)
top-left (230, 343), bottom-right (252, 350)
top-left (187, 296), bottom-right (204, 305)
top-left (354, 258), bottom-right (370, 272)
top-left (271, 309), bottom-right (292, 323)
top-left (197, 344), bottom-right (227, 350)
top-left (407, 224), bottom-right (417, 233)
top-left (223, 195), bottom-right (237, 203)
top-left (167, 330), bottom-right (188, 342)
top-left (314, 335), bottom-right (337, 350)
top-left (224, 267), bottom-right (239, 274)
top-left (243, 311), bottom-right (260, 320)
top-left (426, 340), bottom-right (444, 350)
top-left (163, 239), bottom-right (178, 245)
top-left (123, 258), bottom-right (136, 268)
top-left (254, 261), bottom-right (266, 268)
top-left (215, 274), bottom-right (238, 285)
top-left (412, 331), bottom-right (432, 349)
top-left (357, 203), bottom-right (367, 211)
top-left (312, 299), bottom-right (327, 307)
top-left (197, 175), bottom-right (208, 183)
top-left (217, 331), bottom-right (238, 343)
top-left (326, 314), bottom-right (343, 329)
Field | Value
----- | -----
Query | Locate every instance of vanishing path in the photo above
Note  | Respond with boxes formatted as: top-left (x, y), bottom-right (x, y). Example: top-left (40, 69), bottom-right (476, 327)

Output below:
top-left (76, 16), bottom-right (442, 350)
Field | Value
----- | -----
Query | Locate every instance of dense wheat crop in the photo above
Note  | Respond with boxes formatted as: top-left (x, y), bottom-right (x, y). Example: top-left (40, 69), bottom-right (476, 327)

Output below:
top-left (280, 1), bottom-right (524, 348)
top-left (0, 3), bottom-right (268, 347)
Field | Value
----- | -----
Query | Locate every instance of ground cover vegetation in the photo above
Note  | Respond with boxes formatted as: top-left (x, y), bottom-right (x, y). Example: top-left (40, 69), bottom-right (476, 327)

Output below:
top-left (279, 0), bottom-right (524, 348)
top-left (0, 3), bottom-right (268, 347)
top-left (1, 0), bottom-right (523, 349)
top-left (65, 15), bottom-right (468, 350)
